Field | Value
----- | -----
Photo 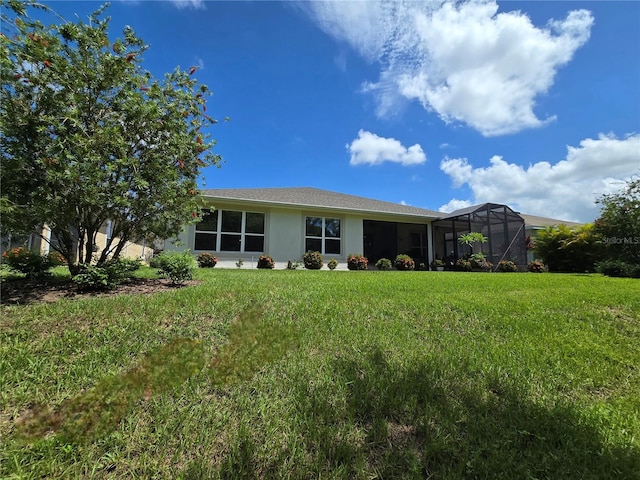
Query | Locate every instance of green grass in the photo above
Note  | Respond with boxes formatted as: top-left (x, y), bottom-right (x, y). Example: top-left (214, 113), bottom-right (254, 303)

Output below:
top-left (1, 270), bottom-right (639, 479)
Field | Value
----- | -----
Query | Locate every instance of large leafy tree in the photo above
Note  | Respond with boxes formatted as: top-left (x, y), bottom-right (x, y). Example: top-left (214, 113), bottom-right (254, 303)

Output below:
top-left (1, 1), bottom-right (223, 270)
top-left (595, 179), bottom-right (640, 264)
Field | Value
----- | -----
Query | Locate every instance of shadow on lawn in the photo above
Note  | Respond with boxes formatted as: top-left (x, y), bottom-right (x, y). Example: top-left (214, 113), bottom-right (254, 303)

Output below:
top-left (218, 346), bottom-right (639, 479)
top-left (334, 348), bottom-right (639, 479)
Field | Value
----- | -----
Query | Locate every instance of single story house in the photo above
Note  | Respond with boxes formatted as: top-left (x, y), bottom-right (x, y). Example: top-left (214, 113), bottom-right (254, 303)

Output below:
top-left (164, 187), bottom-right (580, 269)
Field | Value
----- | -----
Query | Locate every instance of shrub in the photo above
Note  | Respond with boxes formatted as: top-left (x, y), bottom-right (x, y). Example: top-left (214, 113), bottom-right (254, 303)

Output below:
top-left (497, 260), bottom-right (518, 272)
top-left (47, 251), bottom-right (66, 266)
top-left (596, 259), bottom-right (640, 278)
top-left (527, 260), bottom-right (546, 273)
top-left (347, 254), bottom-right (368, 270)
top-left (327, 259), bottom-right (338, 270)
top-left (468, 255), bottom-right (494, 271)
top-left (534, 223), bottom-right (603, 272)
top-left (455, 258), bottom-right (472, 271)
top-left (475, 260), bottom-right (494, 271)
top-left (154, 250), bottom-right (197, 284)
top-left (101, 258), bottom-right (136, 285)
top-left (394, 254), bottom-right (415, 271)
top-left (149, 255), bottom-right (161, 268)
top-left (72, 264), bottom-right (111, 291)
top-left (2, 247), bottom-right (51, 276)
top-left (430, 259), bottom-right (445, 270)
top-left (257, 255), bottom-right (275, 269)
top-left (287, 260), bottom-right (301, 270)
top-left (303, 251), bottom-right (323, 270)
top-left (114, 257), bottom-right (142, 272)
top-left (197, 252), bottom-right (218, 268)
top-left (376, 258), bottom-right (392, 271)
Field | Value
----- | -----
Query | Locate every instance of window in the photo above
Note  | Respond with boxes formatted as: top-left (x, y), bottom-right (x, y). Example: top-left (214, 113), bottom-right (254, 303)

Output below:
top-left (195, 210), bottom-right (265, 253)
top-left (305, 216), bottom-right (341, 255)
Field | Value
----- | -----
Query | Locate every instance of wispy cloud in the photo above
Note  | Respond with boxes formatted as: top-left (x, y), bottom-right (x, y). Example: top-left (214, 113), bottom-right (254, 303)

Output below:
top-left (304, 1), bottom-right (593, 136)
top-left (170, 0), bottom-right (206, 10)
top-left (347, 130), bottom-right (426, 166)
top-left (439, 133), bottom-right (640, 222)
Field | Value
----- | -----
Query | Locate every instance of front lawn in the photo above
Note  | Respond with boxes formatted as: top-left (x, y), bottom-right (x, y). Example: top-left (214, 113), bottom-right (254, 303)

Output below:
top-left (1, 270), bottom-right (638, 478)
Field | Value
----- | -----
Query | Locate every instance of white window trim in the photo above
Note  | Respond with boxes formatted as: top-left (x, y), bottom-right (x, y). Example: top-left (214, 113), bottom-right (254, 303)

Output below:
top-left (195, 209), bottom-right (266, 253)
top-left (304, 216), bottom-right (342, 255)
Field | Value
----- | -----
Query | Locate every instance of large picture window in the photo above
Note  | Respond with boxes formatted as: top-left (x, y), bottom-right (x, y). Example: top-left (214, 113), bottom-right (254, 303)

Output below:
top-left (195, 209), bottom-right (265, 253)
top-left (305, 216), bottom-right (341, 255)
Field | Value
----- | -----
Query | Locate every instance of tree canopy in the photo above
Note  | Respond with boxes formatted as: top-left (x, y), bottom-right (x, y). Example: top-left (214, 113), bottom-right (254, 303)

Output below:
top-left (1, 1), bottom-right (224, 268)
top-left (595, 179), bottom-right (640, 264)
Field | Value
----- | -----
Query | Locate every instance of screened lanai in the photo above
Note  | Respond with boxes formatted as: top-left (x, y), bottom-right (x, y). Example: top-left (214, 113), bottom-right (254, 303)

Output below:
top-left (431, 203), bottom-right (527, 267)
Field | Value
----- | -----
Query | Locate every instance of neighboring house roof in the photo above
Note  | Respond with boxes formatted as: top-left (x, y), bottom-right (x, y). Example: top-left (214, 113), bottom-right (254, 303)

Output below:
top-left (519, 213), bottom-right (582, 228)
top-left (201, 187), bottom-right (442, 219)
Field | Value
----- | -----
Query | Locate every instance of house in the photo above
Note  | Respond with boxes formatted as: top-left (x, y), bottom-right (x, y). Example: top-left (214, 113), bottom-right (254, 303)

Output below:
top-left (1, 222), bottom-right (153, 262)
top-left (164, 187), bottom-right (580, 269)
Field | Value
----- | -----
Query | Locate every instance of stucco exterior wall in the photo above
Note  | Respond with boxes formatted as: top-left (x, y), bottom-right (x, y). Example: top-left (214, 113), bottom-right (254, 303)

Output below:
top-left (164, 201), bottom-right (436, 268)
top-left (343, 215), bottom-right (364, 257)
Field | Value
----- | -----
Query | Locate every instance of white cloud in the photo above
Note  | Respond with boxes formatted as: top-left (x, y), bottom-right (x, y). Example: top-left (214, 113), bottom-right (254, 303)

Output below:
top-left (400, 200), bottom-right (407, 206)
top-left (304, 1), bottom-right (593, 136)
top-left (170, 0), bottom-right (205, 10)
top-left (439, 133), bottom-right (640, 222)
top-left (347, 129), bottom-right (426, 166)
top-left (439, 198), bottom-right (473, 213)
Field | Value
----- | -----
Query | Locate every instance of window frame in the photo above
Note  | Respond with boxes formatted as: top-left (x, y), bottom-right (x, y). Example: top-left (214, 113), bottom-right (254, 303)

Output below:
top-left (194, 209), bottom-right (266, 253)
top-left (304, 216), bottom-right (342, 255)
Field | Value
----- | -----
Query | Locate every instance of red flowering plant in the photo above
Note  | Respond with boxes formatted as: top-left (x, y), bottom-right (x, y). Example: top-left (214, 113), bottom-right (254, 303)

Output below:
top-left (394, 254), bottom-right (415, 271)
top-left (257, 255), bottom-right (275, 269)
top-left (347, 254), bottom-right (368, 270)
top-left (528, 260), bottom-right (546, 273)
top-left (1, 247), bottom-right (54, 276)
top-left (197, 252), bottom-right (217, 268)
top-left (497, 260), bottom-right (518, 272)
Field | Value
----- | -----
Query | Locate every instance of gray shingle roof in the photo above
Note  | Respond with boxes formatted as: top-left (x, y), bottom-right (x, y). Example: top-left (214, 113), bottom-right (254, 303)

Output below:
top-left (519, 213), bottom-right (582, 228)
top-left (201, 187), bottom-right (582, 226)
top-left (201, 187), bottom-right (442, 219)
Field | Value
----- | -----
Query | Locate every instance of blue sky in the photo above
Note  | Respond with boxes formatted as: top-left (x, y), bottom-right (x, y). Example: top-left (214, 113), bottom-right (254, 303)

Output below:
top-left (41, 1), bottom-right (639, 222)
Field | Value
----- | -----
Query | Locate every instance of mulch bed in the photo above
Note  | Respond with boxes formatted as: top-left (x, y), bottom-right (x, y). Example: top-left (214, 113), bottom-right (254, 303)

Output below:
top-left (0, 277), bottom-right (195, 305)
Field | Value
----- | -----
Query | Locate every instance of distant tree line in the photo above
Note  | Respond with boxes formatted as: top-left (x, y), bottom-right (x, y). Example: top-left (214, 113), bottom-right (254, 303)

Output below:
top-left (533, 180), bottom-right (640, 277)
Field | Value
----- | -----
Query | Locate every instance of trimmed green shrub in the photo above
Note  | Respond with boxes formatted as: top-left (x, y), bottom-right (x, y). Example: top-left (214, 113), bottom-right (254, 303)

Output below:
top-left (72, 265), bottom-right (111, 291)
top-left (527, 260), bottom-right (546, 273)
top-left (455, 258), bottom-right (472, 272)
top-left (71, 258), bottom-right (141, 291)
top-left (102, 258), bottom-right (134, 284)
top-left (149, 255), bottom-right (162, 268)
top-left (596, 259), bottom-right (640, 278)
top-left (375, 258), bottom-right (392, 271)
top-left (347, 254), bottom-right (368, 270)
top-left (303, 251), bottom-right (323, 270)
top-left (257, 255), bottom-right (275, 269)
top-left (154, 250), bottom-right (197, 284)
top-left (394, 254), bottom-right (415, 271)
top-left (497, 260), bottom-right (518, 272)
top-left (197, 252), bottom-right (218, 268)
top-left (327, 259), bottom-right (338, 270)
top-left (112, 257), bottom-right (142, 272)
